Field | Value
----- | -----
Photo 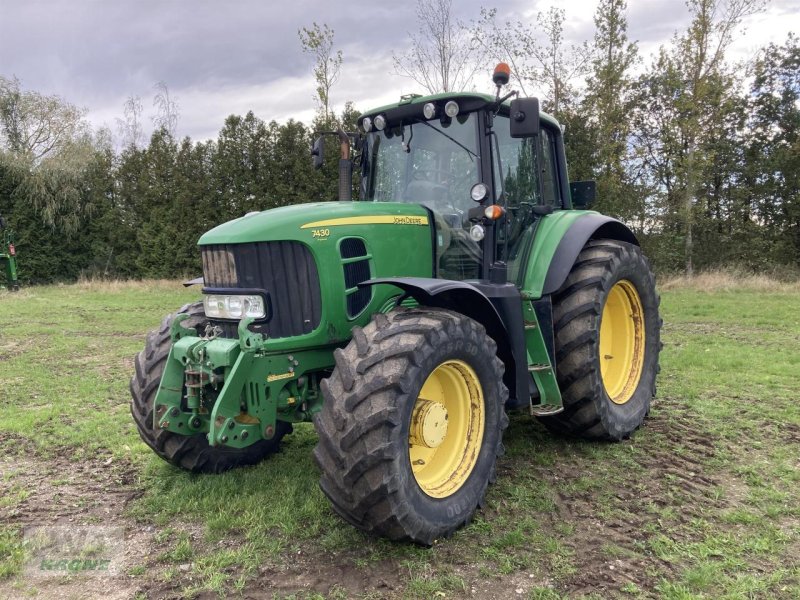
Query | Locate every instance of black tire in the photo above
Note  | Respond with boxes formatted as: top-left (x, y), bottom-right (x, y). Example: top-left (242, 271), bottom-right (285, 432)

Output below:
top-left (130, 302), bottom-right (291, 473)
top-left (539, 239), bottom-right (661, 440)
top-left (313, 307), bottom-right (509, 545)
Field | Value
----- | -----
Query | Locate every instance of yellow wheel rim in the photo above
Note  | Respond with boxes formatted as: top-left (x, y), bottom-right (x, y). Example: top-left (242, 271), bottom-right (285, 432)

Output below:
top-left (409, 360), bottom-right (485, 498)
top-left (599, 280), bottom-right (646, 405)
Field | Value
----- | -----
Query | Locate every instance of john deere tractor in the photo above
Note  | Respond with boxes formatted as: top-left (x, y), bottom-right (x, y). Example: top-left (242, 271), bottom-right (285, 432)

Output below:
top-left (131, 65), bottom-right (660, 545)
top-left (0, 214), bottom-right (19, 291)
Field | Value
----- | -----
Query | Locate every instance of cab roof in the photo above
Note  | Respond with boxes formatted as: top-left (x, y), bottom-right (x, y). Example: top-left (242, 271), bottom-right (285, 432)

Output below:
top-left (359, 91), bottom-right (561, 131)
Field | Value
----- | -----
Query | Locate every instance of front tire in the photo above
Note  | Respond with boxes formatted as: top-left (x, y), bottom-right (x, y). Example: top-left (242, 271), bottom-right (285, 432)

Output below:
top-left (313, 307), bottom-right (508, 545)
top-left (130, 302), bottom-right (291, 473)
top-left (540, 239), bottom-right (661, 440)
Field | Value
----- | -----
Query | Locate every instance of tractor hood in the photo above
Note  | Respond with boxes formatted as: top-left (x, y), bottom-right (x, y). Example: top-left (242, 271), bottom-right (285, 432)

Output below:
top-left (199, 201), bottom-right (431, 245)
top-left (196, 201), bottom-right (435, 352)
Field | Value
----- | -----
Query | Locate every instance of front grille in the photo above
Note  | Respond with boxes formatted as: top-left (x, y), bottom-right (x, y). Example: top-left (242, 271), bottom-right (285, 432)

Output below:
top-left (201, 241), bottom-right (322, 339)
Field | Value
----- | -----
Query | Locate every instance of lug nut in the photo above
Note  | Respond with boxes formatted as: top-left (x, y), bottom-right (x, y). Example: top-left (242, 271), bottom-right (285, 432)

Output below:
top-left (228, 421), bottom-right (235, 429)
top-left (170, 407), bottom-right (180, 417)
top-left (221, 435), bottom-right (228, 443)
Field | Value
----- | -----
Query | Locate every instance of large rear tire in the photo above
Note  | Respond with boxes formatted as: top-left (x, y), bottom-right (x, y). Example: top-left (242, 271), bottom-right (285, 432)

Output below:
top-left (130, 302), bottom-right (291, 473)
top-left (313, 307), bottom-right (508, 545)
top-left (539, 239), bottom-right (661, 440)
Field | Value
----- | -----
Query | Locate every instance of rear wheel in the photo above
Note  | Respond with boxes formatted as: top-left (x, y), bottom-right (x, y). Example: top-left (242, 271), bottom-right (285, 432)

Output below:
top-left (130, 302), bottom-right (291, 473)
top-left (539, 240), bottom-right (661, 440)
top-left (313, 307), bottom-right (508, 545)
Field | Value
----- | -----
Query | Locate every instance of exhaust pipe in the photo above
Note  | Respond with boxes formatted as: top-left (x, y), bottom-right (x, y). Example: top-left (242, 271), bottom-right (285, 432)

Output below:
top-left (337, 128), bottom-right (352, 201)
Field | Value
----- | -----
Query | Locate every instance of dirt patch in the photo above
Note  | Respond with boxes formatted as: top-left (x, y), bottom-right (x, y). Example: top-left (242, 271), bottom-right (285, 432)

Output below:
top-left (487, 401), bottom-right (739, 598)
top-left (0, 451), bottom-right (152, 600)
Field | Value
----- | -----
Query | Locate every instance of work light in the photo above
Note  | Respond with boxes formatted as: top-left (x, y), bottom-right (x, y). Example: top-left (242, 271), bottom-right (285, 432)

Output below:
top-left (362, 117), bottom-right (372, 132)
top-left (444, 101), bottom-right (460, 118)
top-left (423, 102), bottom-right (436, 119)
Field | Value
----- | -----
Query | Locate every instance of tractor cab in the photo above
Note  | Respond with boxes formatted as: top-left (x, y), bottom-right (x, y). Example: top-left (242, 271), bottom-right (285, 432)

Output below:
top-left (356, 90), bottom-right (570, 285)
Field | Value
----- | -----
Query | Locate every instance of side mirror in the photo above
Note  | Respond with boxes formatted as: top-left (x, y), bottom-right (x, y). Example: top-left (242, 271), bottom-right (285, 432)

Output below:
top-left (570, 180), bottom-right (596, 209)
top-left (509, 97), bottom-right (540, 138)
top-left (311, 136), bottom-right (324, 169)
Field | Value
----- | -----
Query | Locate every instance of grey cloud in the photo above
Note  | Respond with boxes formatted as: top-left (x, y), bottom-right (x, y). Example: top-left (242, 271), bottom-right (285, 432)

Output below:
top-left (1, 0), bottom-right (794, 142)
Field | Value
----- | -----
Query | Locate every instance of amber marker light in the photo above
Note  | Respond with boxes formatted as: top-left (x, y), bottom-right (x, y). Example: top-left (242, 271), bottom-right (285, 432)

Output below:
top-left (484, 205), bottom-right (506, 220)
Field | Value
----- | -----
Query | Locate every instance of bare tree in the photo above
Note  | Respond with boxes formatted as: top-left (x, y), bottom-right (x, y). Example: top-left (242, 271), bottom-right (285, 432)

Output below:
top-left (393, 0), bottom-right (484, 94)
top-left (116, 95), bottom-right (144, 149)
top-left (472, 8), bottom-right (589, 116)
top-left (299, 23), bottom-right (342, 124)
top-left (152, 81), bottom-right (179, 137)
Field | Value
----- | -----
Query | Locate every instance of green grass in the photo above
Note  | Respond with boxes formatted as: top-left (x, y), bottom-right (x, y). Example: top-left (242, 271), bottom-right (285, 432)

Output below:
top-left (1, 279), bottom-right (799, 598)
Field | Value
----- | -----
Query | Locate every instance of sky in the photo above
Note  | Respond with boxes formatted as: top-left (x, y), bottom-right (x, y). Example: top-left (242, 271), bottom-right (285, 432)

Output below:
top-left (1, 0), bottom-right (798, 143)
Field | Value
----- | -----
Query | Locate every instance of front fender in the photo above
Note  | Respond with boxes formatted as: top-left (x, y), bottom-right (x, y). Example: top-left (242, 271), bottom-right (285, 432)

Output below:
top-left (360, 277), bottom-right (527, 406)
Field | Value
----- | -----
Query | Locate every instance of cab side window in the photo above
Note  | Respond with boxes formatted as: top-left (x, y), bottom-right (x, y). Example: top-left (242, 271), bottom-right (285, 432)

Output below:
top-left (540, 127), bottom-right (560, 208)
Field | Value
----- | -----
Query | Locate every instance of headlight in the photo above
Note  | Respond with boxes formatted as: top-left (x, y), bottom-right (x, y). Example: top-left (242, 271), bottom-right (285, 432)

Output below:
top-left (374, 114), bottom-right (387, 131)
top-left (204, 294), bottom-right (266, 319)
top-left (362, 117), bottom-right (372, 132)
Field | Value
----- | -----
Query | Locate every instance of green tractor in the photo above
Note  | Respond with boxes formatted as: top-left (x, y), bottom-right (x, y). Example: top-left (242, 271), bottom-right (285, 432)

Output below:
top-left (0, 214), bottom-right (19, 291)
top-left (131, 65), bottom-right (661, 545)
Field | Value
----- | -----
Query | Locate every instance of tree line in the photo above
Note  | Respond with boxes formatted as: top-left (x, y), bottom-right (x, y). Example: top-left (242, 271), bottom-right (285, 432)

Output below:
top-left (0, 0), bottom-right (798, 284)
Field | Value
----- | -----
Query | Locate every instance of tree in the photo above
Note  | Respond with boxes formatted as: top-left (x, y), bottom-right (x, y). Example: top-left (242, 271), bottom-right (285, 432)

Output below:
top-left (117, 95), bottom-right (144, 149)
top-left (747, 35), bottom-right (800, 265)
top-left (473, 7), bottom-right (589, 117)
top-left (298, 23), bottom-right (342, 124)
top-left (581, 0), bottom-right (639, 220)
top-left (666, 0), bottom-right (764, 274)
top-left (152, 81), bottom-right (179, 137)
top-left (393, 0), bottom-right (484, 94)
top-left (635, 0), bottom-right (763, 275)
top-left (0, 75), bottom-right (88, 162)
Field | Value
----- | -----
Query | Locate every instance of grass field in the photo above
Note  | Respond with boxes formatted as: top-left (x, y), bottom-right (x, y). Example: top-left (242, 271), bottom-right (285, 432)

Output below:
top-left (0, 277), bottom-right (798, 599)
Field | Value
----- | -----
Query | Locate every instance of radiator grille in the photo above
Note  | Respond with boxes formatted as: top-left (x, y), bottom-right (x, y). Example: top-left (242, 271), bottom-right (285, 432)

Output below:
top-left (201, 241), bottom-right (322, 339)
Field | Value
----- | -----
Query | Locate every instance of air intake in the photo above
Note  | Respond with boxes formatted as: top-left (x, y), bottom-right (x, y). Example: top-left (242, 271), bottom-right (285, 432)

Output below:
top-left (340, 238), bottom-right (372, 317)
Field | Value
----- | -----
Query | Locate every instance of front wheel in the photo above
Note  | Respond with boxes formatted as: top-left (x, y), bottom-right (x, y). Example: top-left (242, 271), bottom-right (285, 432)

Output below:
top-left (540, 239), bottom-right (662, 440)
top-left (313, 307), bottom-right (508, 545)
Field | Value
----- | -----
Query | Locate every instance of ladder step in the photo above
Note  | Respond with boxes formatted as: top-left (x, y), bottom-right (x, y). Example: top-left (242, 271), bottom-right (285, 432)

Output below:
top-left (529, 405), bottom-right (564, 416)
top-left (528, 364), bottom-right (551, 372)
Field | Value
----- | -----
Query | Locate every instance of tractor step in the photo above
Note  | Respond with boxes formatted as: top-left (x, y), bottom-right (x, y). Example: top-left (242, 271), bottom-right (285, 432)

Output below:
top-left (529, 404), bottom-right (564, 416)
top-left (528, 364), bottom-right (550, 372)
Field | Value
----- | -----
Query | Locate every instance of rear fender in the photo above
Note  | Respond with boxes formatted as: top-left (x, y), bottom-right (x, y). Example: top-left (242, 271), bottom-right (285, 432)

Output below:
top-left (542, 215), bottom-right (638, 295)
top-left (522, 212), bottom-right (638, 298)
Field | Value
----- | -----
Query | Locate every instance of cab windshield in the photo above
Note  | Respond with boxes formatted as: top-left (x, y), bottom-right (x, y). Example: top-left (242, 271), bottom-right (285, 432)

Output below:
top-left (361, 113), bottom-right (482, 279)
